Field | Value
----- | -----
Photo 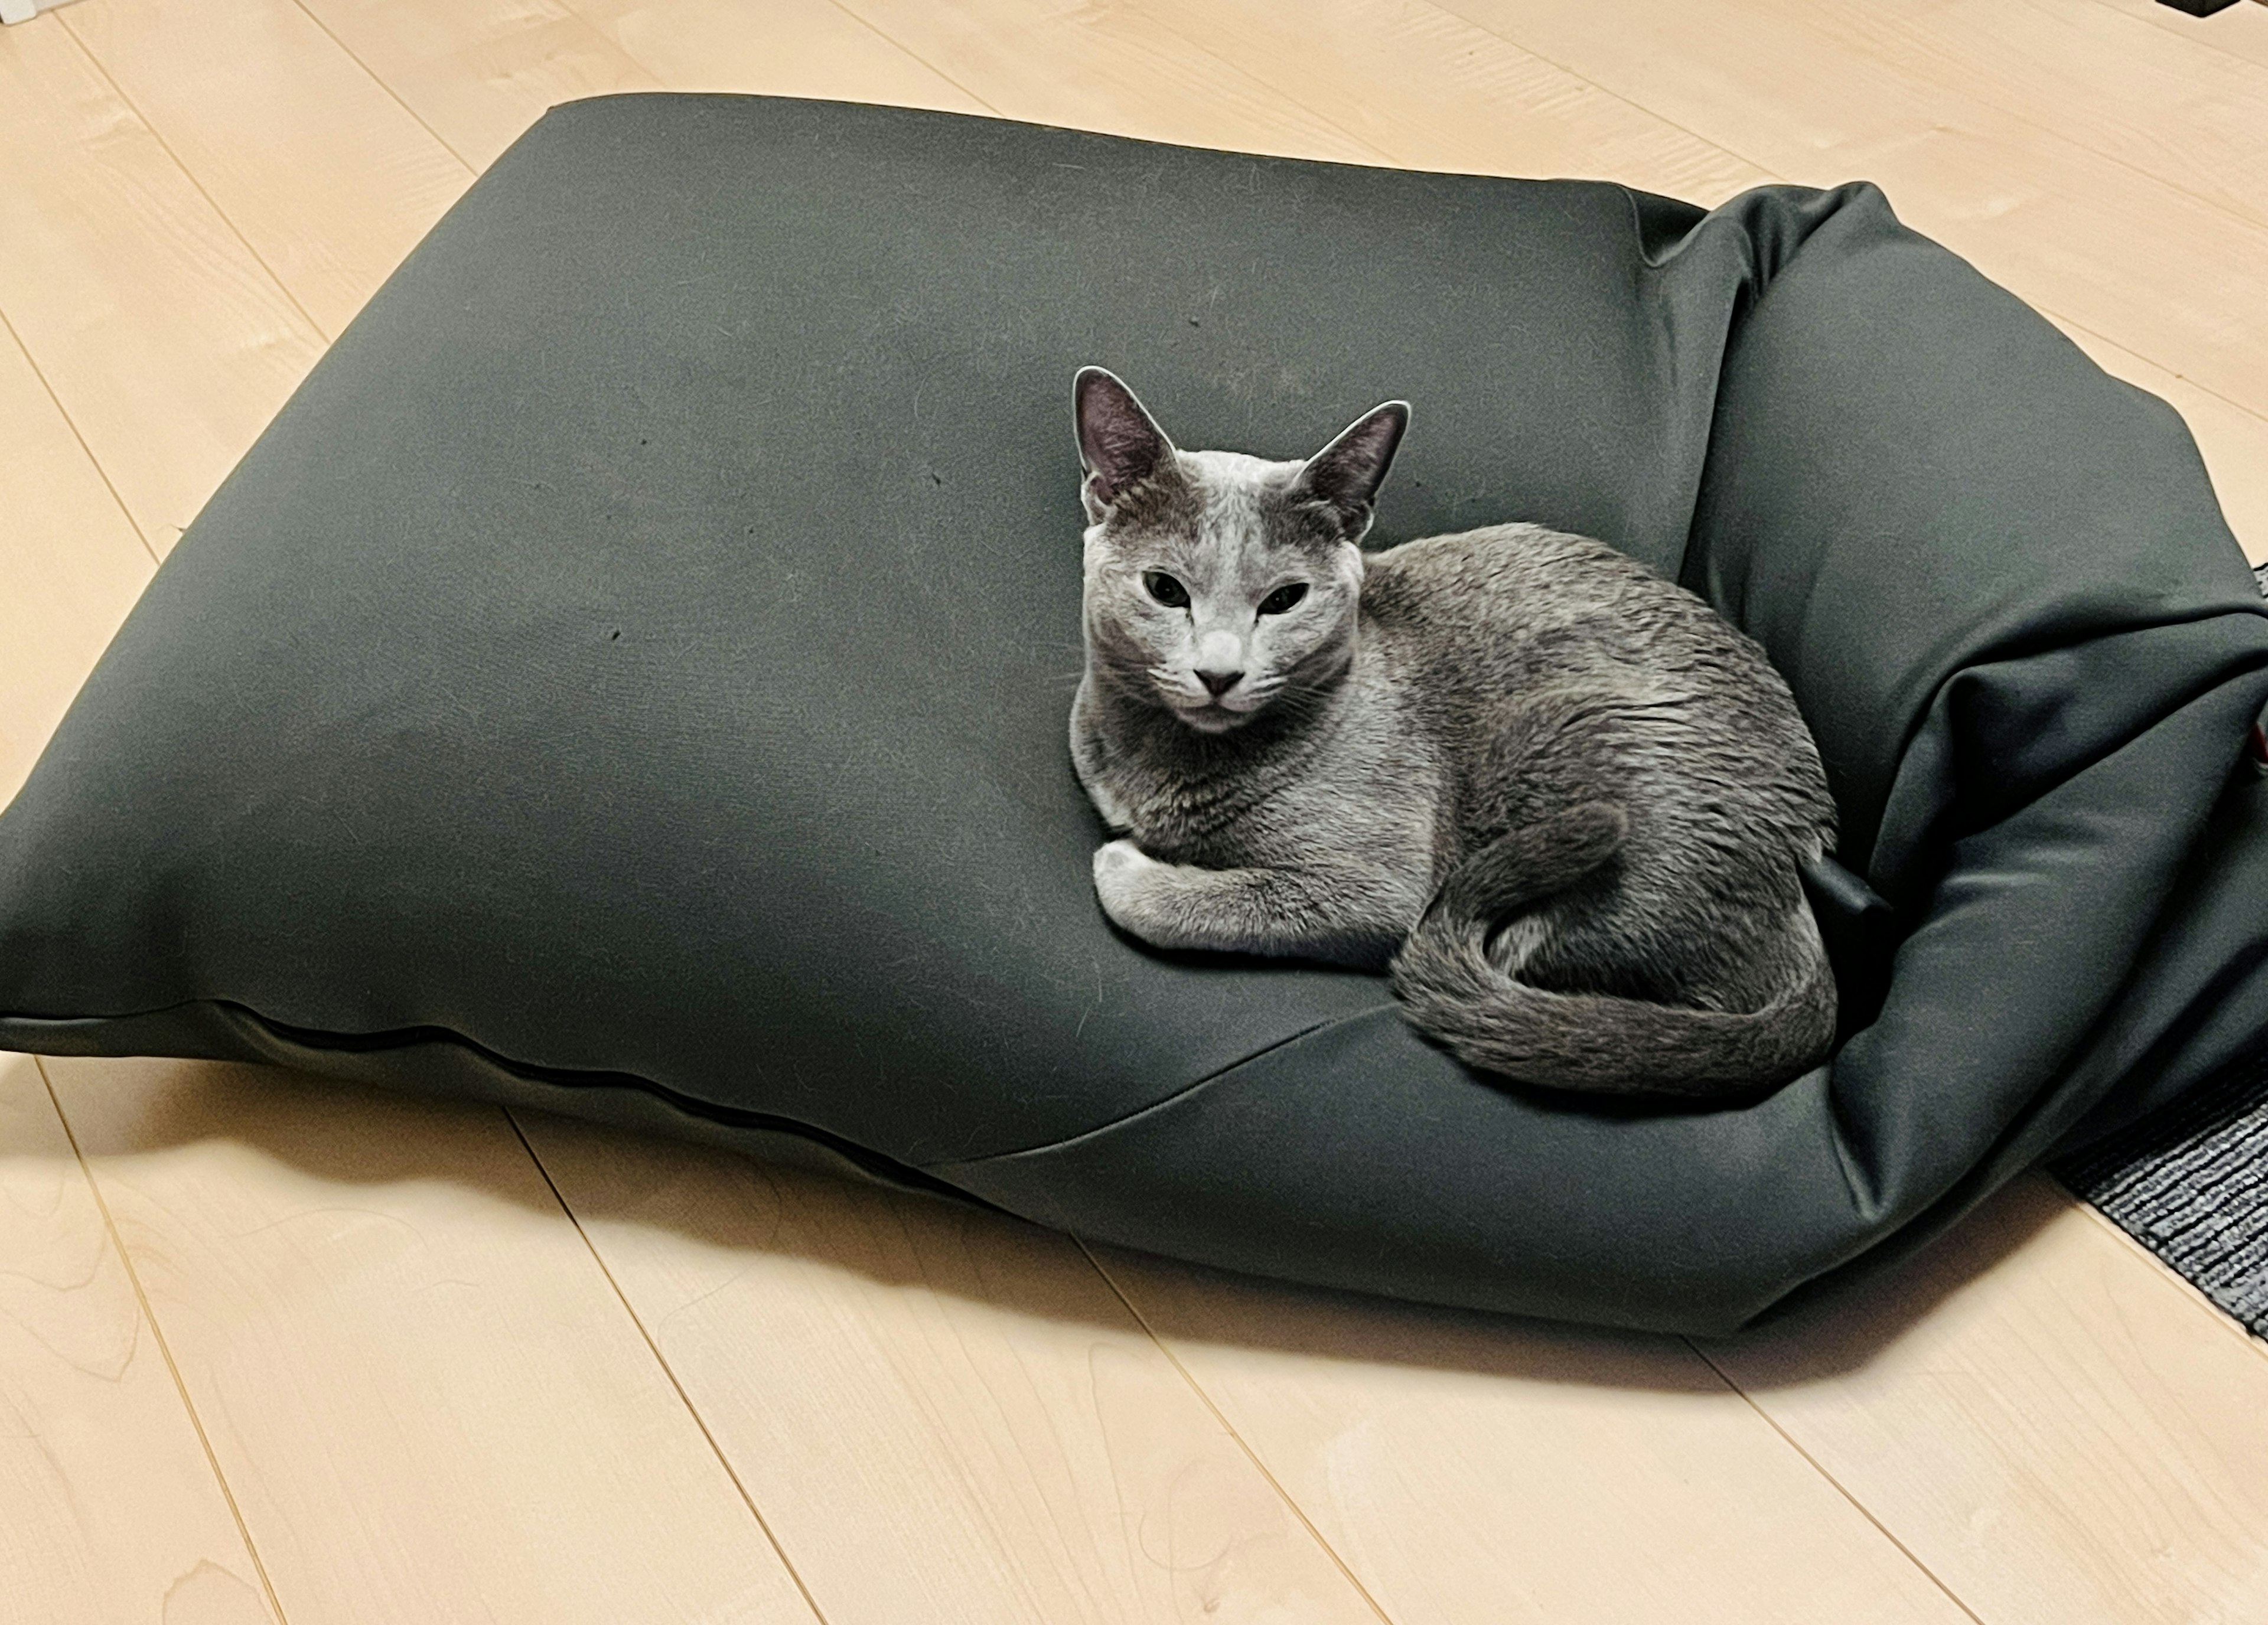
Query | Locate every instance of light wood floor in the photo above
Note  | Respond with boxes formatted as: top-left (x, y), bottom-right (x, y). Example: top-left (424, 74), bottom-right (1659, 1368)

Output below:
top-left (4, 2), bottom-right (2268, 1620)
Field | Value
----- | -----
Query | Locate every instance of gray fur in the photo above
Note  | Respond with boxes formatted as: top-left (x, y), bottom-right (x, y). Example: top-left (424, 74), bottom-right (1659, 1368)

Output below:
top-left (1069, 367), bottom-right (1839, 1099)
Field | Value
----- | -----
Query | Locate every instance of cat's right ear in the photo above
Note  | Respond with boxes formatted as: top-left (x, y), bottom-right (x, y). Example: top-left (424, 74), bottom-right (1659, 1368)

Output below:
top-left (1075, 367), bottom-right (1174, 520)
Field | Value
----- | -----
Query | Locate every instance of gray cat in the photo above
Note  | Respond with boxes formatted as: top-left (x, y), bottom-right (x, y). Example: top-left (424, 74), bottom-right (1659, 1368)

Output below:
top-left (1068, 367), bottom-right (1839, 1098)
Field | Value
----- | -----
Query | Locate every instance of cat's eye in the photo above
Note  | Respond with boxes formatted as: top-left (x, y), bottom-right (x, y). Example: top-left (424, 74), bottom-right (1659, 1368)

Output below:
top-left (1257, 582), bottom-right (1310, 616)
top-left (1143, 571), bottom-right (1191, 609)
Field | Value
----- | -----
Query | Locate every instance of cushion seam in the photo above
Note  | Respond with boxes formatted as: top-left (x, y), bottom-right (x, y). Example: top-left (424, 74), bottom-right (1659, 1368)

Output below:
top-left (0, 992), bottom-right (1393, 1177)
top-left (0, 996), bottom-right (985, 1197)
top-left (923, 1007), bottom-right (1386, 1169)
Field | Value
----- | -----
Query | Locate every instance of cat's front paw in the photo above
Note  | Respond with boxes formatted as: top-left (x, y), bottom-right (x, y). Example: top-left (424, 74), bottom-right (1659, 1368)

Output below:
top-left (1097, 838), bottom-right (1161, 888)
top-left (1092, 839), bottom-right (1163, 928)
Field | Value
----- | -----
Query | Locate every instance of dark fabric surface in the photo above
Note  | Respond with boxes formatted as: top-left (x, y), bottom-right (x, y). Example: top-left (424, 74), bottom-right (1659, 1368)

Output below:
top-left (3, 95), bottom-right (2264, 1333)
top-left (2054, 564), bottom-right (2268, 1342)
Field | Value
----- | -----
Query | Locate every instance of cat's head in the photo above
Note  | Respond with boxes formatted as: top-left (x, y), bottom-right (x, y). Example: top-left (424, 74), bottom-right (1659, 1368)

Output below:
top-left (1073, 367), bottom-right (1407, 735)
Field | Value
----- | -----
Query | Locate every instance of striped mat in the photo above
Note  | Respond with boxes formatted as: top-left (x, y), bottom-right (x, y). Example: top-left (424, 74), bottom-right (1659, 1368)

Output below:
top-left (2058, 1050), bottom-right (2268, 1339)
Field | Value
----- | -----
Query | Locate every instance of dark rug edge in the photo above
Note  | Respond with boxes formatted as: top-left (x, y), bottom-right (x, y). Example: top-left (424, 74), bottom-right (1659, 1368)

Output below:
top-left (2053, 1044), bottom-right (2268, 1341)
top-left (2051, 556), bottom-right (2268, 1342)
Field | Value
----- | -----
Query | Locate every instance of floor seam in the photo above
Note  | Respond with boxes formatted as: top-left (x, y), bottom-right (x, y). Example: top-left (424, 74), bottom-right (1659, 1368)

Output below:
top-left (1125, 2), bottom-right (1398, 165)
top-left (2064, 1187), bottom-right (2268, 1371)
top-left (2083, 0), bottom-right (2268, 79)
top-left (34, 1057), bottom-right (295, 1625)
top-left (1684, 1336), bottom-right (1988, 1625)
top-left (805, 0), bottom-right (1005, 118)
top-left (0, 301), bottom-right (162, 563)
top-left (2046, 308), bottom-right (2268, 430)
top-left (285, 0), bottom-right (481, 175)
top-left (1077, 1239), bottom-right (1403, 1625)
top-left (501, 1106), bottom-right (836, 1625)
top-left (53, 9), bottom-right (337, 345)
top-left (1426, 0), bottom-right (1788, 190)
top-left (1816, 0), bottom-right (2268, 247)
top-left (1427, 0), bottom-right (2268, 429)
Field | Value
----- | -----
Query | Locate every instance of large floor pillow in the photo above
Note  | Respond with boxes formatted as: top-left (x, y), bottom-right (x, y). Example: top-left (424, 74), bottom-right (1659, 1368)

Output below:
top-left (5, 95), bottom-right (2266, 1336)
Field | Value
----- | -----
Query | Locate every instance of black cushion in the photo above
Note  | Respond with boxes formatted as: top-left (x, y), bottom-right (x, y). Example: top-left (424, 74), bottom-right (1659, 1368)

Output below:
top-left (5, 94), bottom-right (2264, 1334)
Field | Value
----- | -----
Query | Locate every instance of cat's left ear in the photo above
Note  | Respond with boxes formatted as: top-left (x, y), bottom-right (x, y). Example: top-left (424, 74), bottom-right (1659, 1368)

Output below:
top-left (1294, 401), bottom-right (1410, 534)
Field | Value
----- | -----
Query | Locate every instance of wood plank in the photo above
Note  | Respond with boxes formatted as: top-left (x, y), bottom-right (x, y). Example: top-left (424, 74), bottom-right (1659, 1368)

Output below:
top-left (2100, 0), bottom-right (2268, 74)
top-left (0, 1053), bottom-right (279, 1625)
top-left (566, 0), bottom-right (988, 113)
top-left (60, 0), bottom-right (471, 340)
top-left (1707, 1173), bottom-right (2268, 1625)
top-left (0, 14), bottom-right (326, 552)
top-left (2048, 317), bottom-right (2268, 564)
top-left (2067, 1197), bottom-right (2268, 1373)
top-left (1090, 1245), bottom-right (1972, 1625)
top-left (1787, 0), bottom-right (2268, 237)
top-left (1431, 0), bottom-right (2268, 421)
top-left (826, 0), bottom-right (1380, 159)
top-left (0, 318), bottom-right (155, 808)
top-left (296, 0), bottom-right (660, 171)
top-left (513, 1109), bottom-right (1392, 1624)
top-left (43, 1056), bottom-right (822, 1624)
top-left (1130, 0), bottom-right (1768, 202)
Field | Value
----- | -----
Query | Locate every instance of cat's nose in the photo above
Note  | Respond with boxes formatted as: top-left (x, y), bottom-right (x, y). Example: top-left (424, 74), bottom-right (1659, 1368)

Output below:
top-left (1195, 668), bottom-right (1243, 697)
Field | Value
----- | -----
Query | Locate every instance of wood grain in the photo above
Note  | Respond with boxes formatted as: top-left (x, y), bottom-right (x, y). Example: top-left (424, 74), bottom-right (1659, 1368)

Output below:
top-left (43, 1056), bottom-right (822, 1624)
top-left (0, 13), bottom-right (325, 552)
top-left (1709, 1172), bottom-right (2268, 1625)
top-left (1433, 0), bottom-right (2268, 422)
top-left (2100, 0), bottom-right (2268, 73)
top-left (566, 0), bottom-right (988, 113)
top-left (827, 0), bottom-right (1377, 159)
top-left (1091, 1244), bottom-right (1972, 1625)
top-left (0, 316), bottom-right (155, 808)
top-left (297, 0), bottom-right (660, 170)
top-left (0, 1054), bottom-right (278, 1625)
top-left (60, 0), bottom-right (472, 339)
top-left (514, 1110), bottom-right (1389, 1624)
top-left (1788, 0), bottom-right (2268, 237)
top-left (1132, 0), bottom-right (1768, 201)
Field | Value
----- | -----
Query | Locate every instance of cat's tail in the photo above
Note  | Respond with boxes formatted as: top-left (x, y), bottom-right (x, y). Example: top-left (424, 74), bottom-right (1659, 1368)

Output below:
top-left (1389, 804), bottom-right (1837, 1099)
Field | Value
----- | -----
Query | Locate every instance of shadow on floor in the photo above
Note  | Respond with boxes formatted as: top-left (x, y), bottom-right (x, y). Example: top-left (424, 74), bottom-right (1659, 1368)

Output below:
top-left (38, 1050), bottom-right (2060, 1394)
